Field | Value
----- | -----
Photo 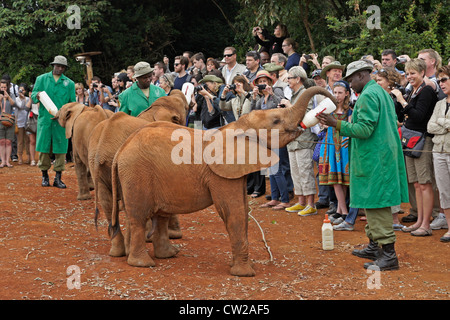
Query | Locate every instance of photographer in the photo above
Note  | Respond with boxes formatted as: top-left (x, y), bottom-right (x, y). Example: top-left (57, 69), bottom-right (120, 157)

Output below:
top-left (89, 76), bottom-right (113, 111)
top-left (0, 79), bottom-right (17, 168)
top-left (219, 75), bottom-right (252, 121)
top-left (195, 75), bottom-right (224, 130)
top-left (250, 70), bottom-right (284, 110)
top-left (252, 24), bottom-right (288, 56)
top-left (14, 84), bottom-right (32, 164)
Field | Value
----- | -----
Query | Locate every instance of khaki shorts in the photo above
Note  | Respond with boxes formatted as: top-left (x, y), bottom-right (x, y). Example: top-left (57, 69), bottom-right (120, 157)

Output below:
top-left (0, 123), bottom-right (15, 141)
top-left (405, 136), bottom-right (434, 184)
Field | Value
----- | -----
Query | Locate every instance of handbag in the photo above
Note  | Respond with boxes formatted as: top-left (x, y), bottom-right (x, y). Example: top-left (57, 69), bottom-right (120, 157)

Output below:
top-left (398, 125), bottom-right (426, 158)
top-left (25, 111), bottom-right (38, 133)
top-left (1, 99), bottom-right (15, 127)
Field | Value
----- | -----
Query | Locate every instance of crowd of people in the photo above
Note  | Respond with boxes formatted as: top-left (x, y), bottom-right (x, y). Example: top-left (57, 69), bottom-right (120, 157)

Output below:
top-left (1, 24), bottom-right (449, 253)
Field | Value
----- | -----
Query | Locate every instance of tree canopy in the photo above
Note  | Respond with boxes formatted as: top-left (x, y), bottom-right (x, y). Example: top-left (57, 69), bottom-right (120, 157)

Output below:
top-left (0, 0), bottom-right (448, 86)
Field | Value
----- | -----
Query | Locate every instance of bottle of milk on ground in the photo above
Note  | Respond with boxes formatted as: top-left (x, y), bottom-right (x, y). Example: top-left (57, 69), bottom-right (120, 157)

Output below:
top-left (322, 214), bottom-right (334, 250)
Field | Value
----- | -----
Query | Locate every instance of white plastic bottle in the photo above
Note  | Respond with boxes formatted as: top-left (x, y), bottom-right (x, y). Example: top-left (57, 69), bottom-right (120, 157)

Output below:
top-left (322, 214), bottom-right (334, 250)
top-left (300, 98), bottom-right (337, 129)
top-left (38, 91), bottom-right (59, 116)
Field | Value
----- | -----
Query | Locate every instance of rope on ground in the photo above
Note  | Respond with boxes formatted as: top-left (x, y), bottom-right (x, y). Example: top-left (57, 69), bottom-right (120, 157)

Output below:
top-left (248, 201), bottom-right (273, 262)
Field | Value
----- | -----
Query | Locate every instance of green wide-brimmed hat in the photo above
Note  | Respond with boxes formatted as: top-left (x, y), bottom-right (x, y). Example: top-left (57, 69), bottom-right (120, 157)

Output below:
top-left (263, 63), bottom-right (284, 73)
top-left (199, 75), bottom-right (224, 84)
top-left (320, 61), bottom-right (346, 79)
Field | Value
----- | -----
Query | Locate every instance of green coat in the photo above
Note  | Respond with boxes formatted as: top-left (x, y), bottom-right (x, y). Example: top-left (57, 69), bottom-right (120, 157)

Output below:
top-left (31, 72), bottom-right (76, 154)
top-left (337, 80), bottom-right (408, 209)
top-left (118, 82), bottom-right (166, 117)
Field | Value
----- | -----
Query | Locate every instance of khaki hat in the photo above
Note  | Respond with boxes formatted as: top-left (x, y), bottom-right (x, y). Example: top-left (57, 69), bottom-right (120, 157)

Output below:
top-left (133, 61), bottom-right (154, 78)
top-left (199, 75), bottom-right (224, 84)
top-left (320, 61), bottom-right (346, 79)
top-left (252, 70), bottom-right (273, 86)
top-left (50, 55), bottom-right (68, 67)
top-left (161, 73), bottom-right (174, 87)
top-left (263, 63), bottom-right (284, 73)
top-left (343, 60), bottom-right (374, 81)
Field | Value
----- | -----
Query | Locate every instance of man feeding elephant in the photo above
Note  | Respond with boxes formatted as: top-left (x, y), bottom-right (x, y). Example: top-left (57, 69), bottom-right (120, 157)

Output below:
top-left (118, 61), bottom-right (166, 116)
top-left (32, 55), bottom-right (76, 188)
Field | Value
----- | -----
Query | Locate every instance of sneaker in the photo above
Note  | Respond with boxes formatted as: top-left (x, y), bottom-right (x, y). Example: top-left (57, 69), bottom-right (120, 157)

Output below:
top-left (430, 215), bottom-right (448, 230)
top-left (333, 221), bottom-right (354, 231)
top-left (332, 217), bottom-right (344, 225)
top-left (315, 201), bottom-right (329, 209)
top-left (329, 213), bottom-right (342, 223)
top-left (298, 205), bottom-right (317, 217)
top-left (402, 213), bottom-right (417, 223)
top-left (285, 203), bottom-right (305, 213)
top-left (326, 204), bottom-right (337, 215)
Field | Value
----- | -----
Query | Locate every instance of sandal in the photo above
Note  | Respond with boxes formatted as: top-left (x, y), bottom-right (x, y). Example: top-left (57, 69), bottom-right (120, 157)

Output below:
top-left (260, 201), bottom-right (279, 208)
top-left (411, 227), bottom-right (432, 237)
top-left (6, 164), bottom-right (13, 168)
top-left (440, 232), bottom-right (450, 242)
top-left (250, 192), bottom-right (263, 198)
top-left (402, 224), bottom-right (420, 233)
top-left (272, 203), bottom-right (290, 210)
top-left (0, 164), bottom-right (4, 168)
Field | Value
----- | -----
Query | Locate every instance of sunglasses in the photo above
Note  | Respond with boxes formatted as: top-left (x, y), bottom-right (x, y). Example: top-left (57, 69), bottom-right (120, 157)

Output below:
top-left (224, 53), bottom-right (235, 58)
top-left (437, 77), bottom-right (449, 84)
top-left (287, 76), bottom-right (298, 80)
top-left (174, 63), bottom-right (180, 66)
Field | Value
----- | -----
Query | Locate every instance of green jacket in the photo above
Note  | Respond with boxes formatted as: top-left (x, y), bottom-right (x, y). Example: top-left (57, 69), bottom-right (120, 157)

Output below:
top-left (118, 82), bottom-right (166, 117)
top-left (31, 72), bottom-right (76, 154)
top-left (337, 80), bottom-right (408, 209)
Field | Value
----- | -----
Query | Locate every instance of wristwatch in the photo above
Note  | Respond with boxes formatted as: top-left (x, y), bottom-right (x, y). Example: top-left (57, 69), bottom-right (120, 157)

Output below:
top-left (402, 101), bottom-right (408, 107)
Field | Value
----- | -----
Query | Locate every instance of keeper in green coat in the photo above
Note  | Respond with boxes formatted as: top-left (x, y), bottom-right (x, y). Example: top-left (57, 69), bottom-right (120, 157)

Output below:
top-left (317, 60), bottom-right (408, 271)
top-left (118, 61), bottom-right (166, 117)
top-left (31, 55), bottom-right (76, 188)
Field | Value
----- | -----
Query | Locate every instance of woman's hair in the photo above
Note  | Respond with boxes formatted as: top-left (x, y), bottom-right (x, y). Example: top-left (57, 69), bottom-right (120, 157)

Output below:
top-left (232, 75), bottom-right (251, 92)
top-left (437, 65), bottom-right (450, 77)
top-left (333, 82), bottom-right (351, 111)
top-left (276, 24), bottom-right (288, 37)
top-left (75, 83), bottom-right (85, 91)
top-left (283, 38), bottom-right (297, 50)
top-left (377, 67), bottom-right (402, 88)
top-left (206, 57), bottom-right (220, 70)
top-left (405, 58), bottom-right (427, 75)
top-left (288, 66), bottom-right (307, 81)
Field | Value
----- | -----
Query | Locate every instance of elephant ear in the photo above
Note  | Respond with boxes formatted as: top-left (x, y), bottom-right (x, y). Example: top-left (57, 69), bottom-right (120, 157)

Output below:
top-left (61, 103), bottom-right (86, 139)
top-left (206, 128), bottom-right (279, 179)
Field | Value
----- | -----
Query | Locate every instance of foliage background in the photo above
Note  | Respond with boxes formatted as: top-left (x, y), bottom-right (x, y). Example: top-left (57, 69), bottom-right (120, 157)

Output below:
top-left (0, 0), bottom-right (448, 86)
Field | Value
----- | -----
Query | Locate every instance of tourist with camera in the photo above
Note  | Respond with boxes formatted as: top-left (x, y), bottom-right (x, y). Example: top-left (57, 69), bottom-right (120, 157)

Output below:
top-left (0, 79), bottom-right (17, 168)
top-left (252, 24), bottom-right (288, 56)
top-left (195, 75), bottom-right (224, 130)
top-left (14, 84), bottom-right (32, 165)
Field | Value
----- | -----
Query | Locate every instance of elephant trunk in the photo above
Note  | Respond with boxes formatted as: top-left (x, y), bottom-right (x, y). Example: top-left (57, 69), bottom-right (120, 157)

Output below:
top-left (288, 86), bottom-right (337, 125)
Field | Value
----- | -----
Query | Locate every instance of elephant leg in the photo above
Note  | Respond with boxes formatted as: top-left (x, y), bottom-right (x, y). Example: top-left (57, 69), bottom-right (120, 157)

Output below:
top-left (87, 171), bottom-right (94, 190)
top-left (168, 214), bottom-right (183, 239)
top-left (152, 215), bottom-right (179, 259)
top-left (146, 215), bottom-right (182, 241)
top-left (98, 182), bottom-right (125, 257)
top-left (74, 155), bottom-right (91, 200)
top-left (211, 179), bottom-right (255, 277)
top-left (127, 214), bottom-right (155, 267)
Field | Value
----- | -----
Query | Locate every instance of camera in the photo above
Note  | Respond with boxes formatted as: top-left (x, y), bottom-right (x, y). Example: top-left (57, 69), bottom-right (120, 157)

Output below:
top-left (257, 84), bottom-right (266, 91)
top-left (194, 84), bottom-right (207, 93)
top-left (303, 54), bottom-right (311, 61)
top-left (0, 90), bottom-right (4, 95)
top-left (396, 57), bottom-right (407, 64)
top-left (228, 84), bottom-right (236, 91)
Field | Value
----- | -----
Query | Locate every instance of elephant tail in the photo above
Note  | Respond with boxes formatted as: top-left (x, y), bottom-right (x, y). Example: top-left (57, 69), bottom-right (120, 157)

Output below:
top-left (109, 153), bottom-right (121, 239)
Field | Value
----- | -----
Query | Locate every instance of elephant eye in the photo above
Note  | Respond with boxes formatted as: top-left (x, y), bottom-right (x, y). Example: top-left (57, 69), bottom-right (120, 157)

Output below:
top-left (273, 118), bottom-right (281, 125)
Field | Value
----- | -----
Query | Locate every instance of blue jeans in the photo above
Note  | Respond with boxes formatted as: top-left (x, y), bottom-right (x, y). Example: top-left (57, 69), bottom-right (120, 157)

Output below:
top-left (345, 207), bottom-right (360, 225)
top-left (269, 147), bottom-right (290, 203)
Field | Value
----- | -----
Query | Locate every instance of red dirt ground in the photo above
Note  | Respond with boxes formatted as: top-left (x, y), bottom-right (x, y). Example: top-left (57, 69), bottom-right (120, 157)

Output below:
top-left (0, 157), bottom-right (448, 301)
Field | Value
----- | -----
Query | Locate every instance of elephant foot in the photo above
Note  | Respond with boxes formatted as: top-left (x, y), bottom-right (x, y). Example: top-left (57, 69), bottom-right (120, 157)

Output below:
top-left (109, 233), bottom-right (126, 257)
top-left (77, 192), bottom-right (92, 200)
top-left (168, 228), bottom-right (183, 239)
top-left (154, 243), bottom-right (179, 259)
top-left (127, 251), bottom-right (155, 267)
top-left (230, 263), bottom-right (256, 277)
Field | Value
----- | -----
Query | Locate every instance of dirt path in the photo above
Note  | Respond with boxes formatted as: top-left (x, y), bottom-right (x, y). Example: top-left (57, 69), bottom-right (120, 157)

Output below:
top-left (0, 161), bottom-right (448, 301)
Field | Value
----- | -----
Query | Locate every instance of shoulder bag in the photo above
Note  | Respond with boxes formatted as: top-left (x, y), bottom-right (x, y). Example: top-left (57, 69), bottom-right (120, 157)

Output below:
top-left (25, 111), bottom-right (38, 133)
top-left (1, 99), bottom-right (15, 127)
top-left (398, 125), bottom-right (426, 158)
